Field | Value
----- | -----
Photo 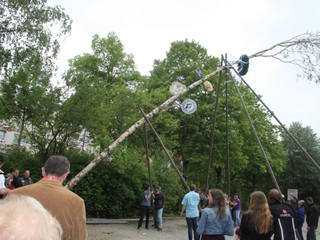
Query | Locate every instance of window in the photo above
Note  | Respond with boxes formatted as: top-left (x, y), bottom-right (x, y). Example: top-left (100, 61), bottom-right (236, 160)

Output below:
top-left (13, 133), bottom-right (19, 144)
top-left (0, 130), bottom-right (5, 141)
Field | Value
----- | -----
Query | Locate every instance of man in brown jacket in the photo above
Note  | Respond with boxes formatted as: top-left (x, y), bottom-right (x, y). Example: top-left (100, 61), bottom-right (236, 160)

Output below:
top-left (9, 155), bottom-right (87, 240)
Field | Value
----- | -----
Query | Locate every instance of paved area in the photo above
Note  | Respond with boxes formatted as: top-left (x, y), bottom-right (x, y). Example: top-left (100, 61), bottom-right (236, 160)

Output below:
top-left (87, 217), bottom-right (318, 240)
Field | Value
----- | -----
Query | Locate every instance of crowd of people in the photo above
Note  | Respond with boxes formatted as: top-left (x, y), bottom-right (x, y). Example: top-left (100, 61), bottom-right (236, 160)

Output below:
top-left (5, 168), bottom-right (33, 189)
top-left (1, 150), bottom-right (320, 240)
top-left (137, 182), bottom-right (320, 240)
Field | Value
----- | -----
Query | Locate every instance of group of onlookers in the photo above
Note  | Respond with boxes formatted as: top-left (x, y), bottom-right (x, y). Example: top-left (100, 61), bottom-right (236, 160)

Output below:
top-left (178, 184), bottom-right (319, 240)
top-left (5, 168), bottom-right (33, 189)
top-left (3, 147), bottom-right (318, 240)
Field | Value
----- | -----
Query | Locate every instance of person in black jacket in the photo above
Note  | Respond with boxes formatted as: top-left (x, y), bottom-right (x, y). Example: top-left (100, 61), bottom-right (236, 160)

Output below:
top-left (305, 196), bottom-right (320, 240)
top-left (267, 189), bottom-right (299, 240)
top-left (154, 186), bottom-right (164, 231)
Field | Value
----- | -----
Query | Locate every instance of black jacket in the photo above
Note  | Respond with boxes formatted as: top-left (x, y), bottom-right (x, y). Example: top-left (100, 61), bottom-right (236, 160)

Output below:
top-left (269, 202), bottom-right (298, 240)
top-left (306, 203), bottom-right (320, 228)
top-left (154, 192), bottom-right (164, 209)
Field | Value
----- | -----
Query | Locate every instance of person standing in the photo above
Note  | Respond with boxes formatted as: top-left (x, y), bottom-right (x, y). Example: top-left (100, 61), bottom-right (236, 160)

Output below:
top-left (297, 200), bottom-right (305, 240)
top-left (196, 189), bottom-right (234, 240)
top-left (5, 173), bottom-right (15, 190)
top-left (137, 184), bottom-right (152, 230)
top-left (19, 169), bottom-right (33, 186)
top-left (224, 193), bottom-right (231, 214)
top-left (305, 196), bottom-right (320, 240)
top-left (10, 167), bottom-right (21, 188)
top-left (8, 155), bottom-right (87, 240)
top-left (236, 191), bottom-right (272, 240)
top-left (0, 153), bottom-right (9, 198)
top-left (232, 194), bottom-right (241, 227)
top-left (181, 183), bottom-right (200, 240)
top-left (199, 190), bottom-right (208, 218)
top-left (268, 188), bottom-right (298, 240)
top-left (154, 186), bottom-right (164, 231)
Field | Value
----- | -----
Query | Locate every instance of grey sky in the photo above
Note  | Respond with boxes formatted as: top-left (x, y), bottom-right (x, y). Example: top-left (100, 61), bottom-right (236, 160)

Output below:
top-left (49, 0), bottom-right (320, 136)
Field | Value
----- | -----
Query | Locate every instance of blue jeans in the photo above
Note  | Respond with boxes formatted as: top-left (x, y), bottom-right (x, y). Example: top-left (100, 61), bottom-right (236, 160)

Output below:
top-left (186, 217), bottom-right (199, 240)
top-left (235, 210), bottom-right (241, 227)
top-left (156, 208), bottom-right (163, 229)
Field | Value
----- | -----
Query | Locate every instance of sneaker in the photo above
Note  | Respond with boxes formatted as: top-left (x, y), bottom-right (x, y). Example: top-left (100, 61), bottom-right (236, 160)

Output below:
top-left (157, 228), bottom-right (162, 231)
top-left (137, 227), bottom-right (141, 230)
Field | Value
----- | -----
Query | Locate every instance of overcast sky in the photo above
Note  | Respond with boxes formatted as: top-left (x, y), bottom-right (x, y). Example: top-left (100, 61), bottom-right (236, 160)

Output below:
top-left (48, 0), bottom-right (320, 137)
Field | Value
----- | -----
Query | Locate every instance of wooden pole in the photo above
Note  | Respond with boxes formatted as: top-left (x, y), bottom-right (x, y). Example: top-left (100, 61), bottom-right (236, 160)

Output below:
top-left (140, 109), bottom-right (190, 191)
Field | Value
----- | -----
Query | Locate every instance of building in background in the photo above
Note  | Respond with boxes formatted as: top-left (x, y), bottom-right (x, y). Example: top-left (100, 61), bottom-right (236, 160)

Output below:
top-left (0, 124), bottom-right (97, 153)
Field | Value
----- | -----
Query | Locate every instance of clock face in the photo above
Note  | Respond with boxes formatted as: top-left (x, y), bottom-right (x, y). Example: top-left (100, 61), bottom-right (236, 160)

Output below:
top-left (180, 99), bottom-right (197, 114)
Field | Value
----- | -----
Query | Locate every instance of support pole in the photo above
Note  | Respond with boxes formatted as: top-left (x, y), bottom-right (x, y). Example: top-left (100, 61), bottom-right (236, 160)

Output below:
top-left (225, 54), bottom-right (231, 197)
top-left (223, 58), bottom-right (281, 191)
top-left (143, 123), bottom-right (156, 227)
top-left (205, 56), bottom-right (224, 192)
top-left (140, 109), bottom-right (190, 191)
top-left (144, 123), bottom-right (153, 191)
top-left (225, 60), bottom-right (320, 171)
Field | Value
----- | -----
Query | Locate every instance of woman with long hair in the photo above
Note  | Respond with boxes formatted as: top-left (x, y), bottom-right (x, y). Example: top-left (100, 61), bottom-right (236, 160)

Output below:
top-left (236, 191), bottom-right (272, 240)
top-left (196, 189), bottom-right (234, 240)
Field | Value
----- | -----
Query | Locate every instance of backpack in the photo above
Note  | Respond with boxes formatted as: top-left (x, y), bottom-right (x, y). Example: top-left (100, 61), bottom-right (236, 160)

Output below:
top-left (237, 54), bottom-right (249, 76)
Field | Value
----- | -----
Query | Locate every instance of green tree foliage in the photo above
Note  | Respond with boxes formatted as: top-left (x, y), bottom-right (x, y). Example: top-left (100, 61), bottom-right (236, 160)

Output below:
top-left (224, 82), bottom-right (287, 195)
top-left (280, 122), bottom-right (320, 201)
top-left (151, 149), bottom-right (185, 214)
top-left (64, 33), bottom-right (145, 150)
top-left (0, 18), bottom-right (301, 217)
top-left (0, 57), bottom-right (84, 158)
top-left (146, 40), bottom-right (220, 188)
top-left (147, 39), bottom-right (287, 200)
top-left (2, 146), bottom-right (43, 181)
top-left (70, 147), bottom-right (149, 218)
top-left (0, 0), bottom-right (76, 158)
top-left (0, 55), bottom-right (60, 146)
top-left (0, 0), bottom-right (72, 78)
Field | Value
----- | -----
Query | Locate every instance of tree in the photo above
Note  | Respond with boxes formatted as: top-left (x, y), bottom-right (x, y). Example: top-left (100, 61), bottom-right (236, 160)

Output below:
top-left (67, 33), bottom-right (317, 190)
top-left (280, 122), bottom-right (320, 201)
top-left (65, 33), bottom-right (144, 150)
top-left (0, 0), bottom-right (72, 78)
top-left (71, 146), bottom-right (149, 218)
top-left (0, 54), bottom-right (58, 146)
top-left (0, 0), bottom-right (74, 157)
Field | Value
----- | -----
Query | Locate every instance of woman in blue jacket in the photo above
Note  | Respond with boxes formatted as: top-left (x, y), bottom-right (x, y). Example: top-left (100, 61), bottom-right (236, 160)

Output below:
top-left (196, 189), bottom-right (234, 240)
